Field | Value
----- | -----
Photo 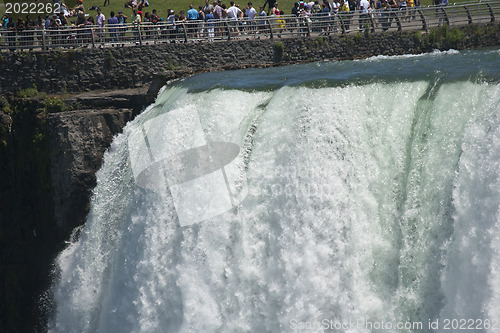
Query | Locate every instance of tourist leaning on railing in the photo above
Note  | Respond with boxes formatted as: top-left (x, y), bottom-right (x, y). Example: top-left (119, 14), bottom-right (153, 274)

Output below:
top-left (198, 6), bottom-right (206, 38)
top-left (205, 8), bottom-right (215, 41)
top-left (227, 1), bottom-right (242, 34)
top-left (132, 9), bottom-right (142, 23)
top-left (338, 0), bottom-right (350, 30)
top-left (6, 16), bottom-right (15, 51)
top-left (213, 1), bottom-right (223, 19)
top-left (407, 0), bottom-right (416, 20)
top-left (435, 0), bottom-right (448, 25)
top-left (164, 9), bottom-right (173, 39)
top-left (245, 2), bottom-right (258, 35)
top-left (108, 11), bottom-right (119, 42)
top-left (358, 0), bottom-right (370, 29)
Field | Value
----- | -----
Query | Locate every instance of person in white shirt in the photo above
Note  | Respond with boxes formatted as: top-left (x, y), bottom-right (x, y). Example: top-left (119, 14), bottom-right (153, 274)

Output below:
top-left (358, 0), bottom-right (370, 29)
top-left (95, 8), bottom-right (106, 43)
top-left (96, 8), bottom-right (105, 27)
top-left (331, 0), bottom-right (340, 14)
top-left (226, 1), bottom-right (242, 34)
top-left (245, 1), bottom-right (257, 20)
top-left (359, 0), bottom-right (370, 13)
top-left (227, 1), bottom-right (242, 20)
top-left (245, 2), bottom-right (257, 35)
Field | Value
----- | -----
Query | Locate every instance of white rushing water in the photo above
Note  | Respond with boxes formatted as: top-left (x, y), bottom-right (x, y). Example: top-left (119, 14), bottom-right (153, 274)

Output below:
top-left (49, 78), bottom-right (500, 332)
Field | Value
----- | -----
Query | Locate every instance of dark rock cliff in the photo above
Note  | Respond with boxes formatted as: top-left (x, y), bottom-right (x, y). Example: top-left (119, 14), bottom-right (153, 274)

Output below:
top-left (0, 89), bottom-right (146, 332)
top-left (0, 24), bottom-right (499, 332)
top-left (47, 89), bottom-right (148, 237)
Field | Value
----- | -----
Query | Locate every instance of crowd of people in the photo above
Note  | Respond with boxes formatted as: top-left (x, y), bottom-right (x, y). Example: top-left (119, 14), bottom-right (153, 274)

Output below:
top-left (0, 0), bottom-right (433, 49)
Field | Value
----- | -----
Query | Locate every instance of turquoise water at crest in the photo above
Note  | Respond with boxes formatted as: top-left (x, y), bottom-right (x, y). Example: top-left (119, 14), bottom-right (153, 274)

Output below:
top-left (50, 48), bottom-right (500, 332)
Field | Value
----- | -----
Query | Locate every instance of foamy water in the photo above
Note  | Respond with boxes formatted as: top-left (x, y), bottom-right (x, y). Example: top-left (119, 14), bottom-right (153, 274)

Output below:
top-left (49, 49), bottom-right (500, 332)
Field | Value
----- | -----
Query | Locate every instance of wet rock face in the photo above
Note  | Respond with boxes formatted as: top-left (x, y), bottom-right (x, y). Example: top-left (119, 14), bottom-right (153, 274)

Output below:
top-left (0, 90), bottom-right (144, 333)
top-left (48, 108), bottom-right (134, 236)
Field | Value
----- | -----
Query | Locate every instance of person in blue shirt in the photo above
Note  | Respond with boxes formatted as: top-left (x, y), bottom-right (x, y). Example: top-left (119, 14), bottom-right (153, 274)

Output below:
top-left (186, 4), bottom-right (199, 39)
top-left (187, 4), bottom-right (199, 20)
top-left (205, 8), bottom-right (215, 41)
top-left (108, 11), bottom-right (119, 42)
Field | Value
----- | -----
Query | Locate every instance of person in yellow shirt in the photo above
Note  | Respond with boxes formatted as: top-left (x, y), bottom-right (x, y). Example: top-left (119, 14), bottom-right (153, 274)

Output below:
top-left (407, 0), bottom-right (415, 20)
top-left (339, 0), bottom-right (350, 31)
top-left (340, 0), bottom-right (350, 11)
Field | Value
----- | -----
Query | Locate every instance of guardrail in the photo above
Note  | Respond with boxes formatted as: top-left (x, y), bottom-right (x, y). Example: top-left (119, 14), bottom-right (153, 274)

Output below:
top-left (0, 1), bottom-right (498, 50)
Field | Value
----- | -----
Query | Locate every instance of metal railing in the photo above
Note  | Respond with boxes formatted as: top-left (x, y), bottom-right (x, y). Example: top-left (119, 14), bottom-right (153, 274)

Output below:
top-left (0, 1), bottom-right (498, 51)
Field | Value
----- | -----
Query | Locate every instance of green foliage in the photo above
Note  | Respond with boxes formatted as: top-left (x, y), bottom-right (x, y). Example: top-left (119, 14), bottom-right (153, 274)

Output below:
top-left (364, 23), bottom-right (371, 39)
top-left (444, 27), bottom-right (464, 46)
top-left (423, 25), bottom-right (465, 48)
top-left (346, 35), bottom-right (354, 48)
top-left (1, 97), bottom-right (12, 115)
top-left (44, 97), bottom-right (65, 113)
top-left (167, 58), bottom-right (176, 71)
top-left (17, 84), bottom-right (40, 98)
top-left (17, 50), bottom-right (29, 58)
top-left (274, 41), bottom-right (285, 62)
top-left (353, 32), bottom-right (363, 44)
top-left (473, 24), bottom-right (485, 35)
top-left (413, 31), bottom-right (421, 44)
top-left (67, 48), bottom-right (76, 58)
top-left (107, 49), bottom-right (115, 61)
top-left (423, 29), bottom-right (436, 46)
top-left (438, 24), bottom-right (464, 46)
top-left (73, 102), bottom-right (83, 111)
top-left (51, 49), bottom-right (76, 67)
top-left (52, 51), bottom-right (61, 62)
top-left (63, 49), bottom-right (77, 65)
top-left (315, 36), bottom-right (324, 46)
top-left (275, 41), bottom-right (284, 52)
top-left (33, 129), bottom-right (44, 145)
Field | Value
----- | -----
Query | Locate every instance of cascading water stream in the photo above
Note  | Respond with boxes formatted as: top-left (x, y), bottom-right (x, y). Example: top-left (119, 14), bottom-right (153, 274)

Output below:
top-left (49, 49), bottom-right (500, 332)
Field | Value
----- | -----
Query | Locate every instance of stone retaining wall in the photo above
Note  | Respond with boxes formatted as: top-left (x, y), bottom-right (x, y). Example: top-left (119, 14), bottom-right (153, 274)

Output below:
top-left (1, 23), bottom-right (499, 95)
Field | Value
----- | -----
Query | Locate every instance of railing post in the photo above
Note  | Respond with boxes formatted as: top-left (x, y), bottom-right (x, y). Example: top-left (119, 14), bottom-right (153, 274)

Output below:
top-left (91, 26), bottom-right (96, 48)
top-left (394, 12), bottom-right (402, 31)
top-left (224, 21), bottom-right (231, 40)
top-left (306, 17), bottom-right (311, 37)
top-left (463, 5), bottom-right (472, 25)
top-left (338, 14), bottom-right (346, 34)
top-left (181, 23), bottom-right (188, 43)
top-left (369, 14), bottom-right (375, 33)
top-left (486, 3), bottom-right (495, 23)
top-left (42, 28), bottom-right (47, 50)
top-left (441, 7), bottom-right (450, 26)
top-left (417, 8), bottom-right (427, 31)
top-left (267, 19), bottom-right (274, 39)
top-left (138, 24), bottom-right (143, 45)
